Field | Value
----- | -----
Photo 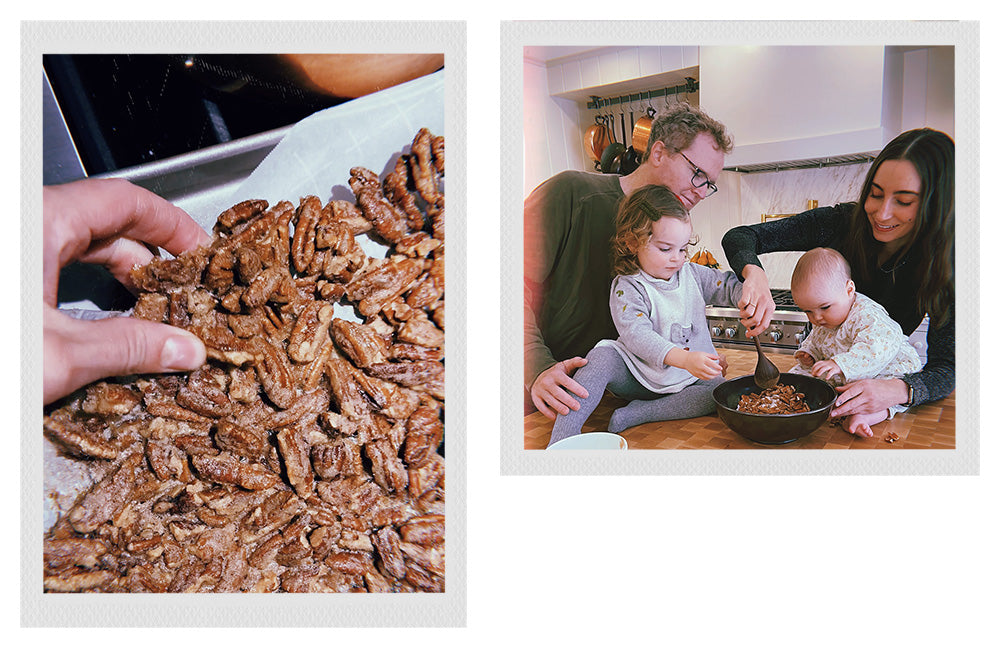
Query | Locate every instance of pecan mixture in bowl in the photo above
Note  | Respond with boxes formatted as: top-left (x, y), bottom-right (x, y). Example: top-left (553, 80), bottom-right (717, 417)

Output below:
top-left (43, 129), bottom-right (445, 593)
top-left (736, 383), bottom-right (810, 415)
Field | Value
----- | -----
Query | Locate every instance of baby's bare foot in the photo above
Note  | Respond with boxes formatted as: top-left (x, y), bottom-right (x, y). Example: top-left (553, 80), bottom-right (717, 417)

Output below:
top-left (842, 410), bottom-right (889, 437)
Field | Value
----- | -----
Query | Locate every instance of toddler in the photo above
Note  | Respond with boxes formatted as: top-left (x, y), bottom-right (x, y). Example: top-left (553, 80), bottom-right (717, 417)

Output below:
top-left (546, 185), bottom-right (743, 448)
top-left (789, 248), bottom-right (923, 437)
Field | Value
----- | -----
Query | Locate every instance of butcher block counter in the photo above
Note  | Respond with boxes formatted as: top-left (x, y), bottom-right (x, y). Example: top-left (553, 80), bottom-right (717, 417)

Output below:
top-left (523, 349), bottom-right (956, 450)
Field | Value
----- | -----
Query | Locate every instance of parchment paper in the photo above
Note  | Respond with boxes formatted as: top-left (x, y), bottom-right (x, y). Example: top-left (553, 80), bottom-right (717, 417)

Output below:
top-left (194, 69), bottom-right (445, 232)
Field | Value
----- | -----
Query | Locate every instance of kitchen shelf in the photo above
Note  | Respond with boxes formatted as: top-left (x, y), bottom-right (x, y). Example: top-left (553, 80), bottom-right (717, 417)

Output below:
top-left (586, 77), bottom-right (699, 110)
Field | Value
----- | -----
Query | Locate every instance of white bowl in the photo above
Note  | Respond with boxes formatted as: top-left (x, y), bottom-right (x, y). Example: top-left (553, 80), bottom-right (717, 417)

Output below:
top-left (547, 432), bottom-right (628, 450)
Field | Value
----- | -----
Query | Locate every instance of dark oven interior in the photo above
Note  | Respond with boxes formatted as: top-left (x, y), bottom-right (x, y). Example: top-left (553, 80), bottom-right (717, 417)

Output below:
top-left (43, 54), bottom-right (348, 181)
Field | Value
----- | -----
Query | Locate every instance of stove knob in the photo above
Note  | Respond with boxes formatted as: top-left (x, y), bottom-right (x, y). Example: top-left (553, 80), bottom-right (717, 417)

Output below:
top-left (724, 327), bottom-right (737, 339)
top-left (768, 330), bottom-right (783, 342)
top-left (711, 326), bottom-right (722, 336)
top-left (794, 331), bottom-right (806, 344)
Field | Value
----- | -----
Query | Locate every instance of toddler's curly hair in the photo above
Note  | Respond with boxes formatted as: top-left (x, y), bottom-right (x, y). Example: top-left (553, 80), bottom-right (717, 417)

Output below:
top-left (611, 184), bottom-right (695, 276)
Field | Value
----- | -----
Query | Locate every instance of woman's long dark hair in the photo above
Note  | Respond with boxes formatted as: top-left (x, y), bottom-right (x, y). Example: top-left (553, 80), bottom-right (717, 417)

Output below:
top-left (842, 128), bottom-right (955, 328)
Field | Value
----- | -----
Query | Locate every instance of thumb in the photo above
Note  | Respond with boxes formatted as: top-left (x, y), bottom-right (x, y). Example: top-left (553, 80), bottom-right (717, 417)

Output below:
top-left (45, 308), bottom-right (206, 404)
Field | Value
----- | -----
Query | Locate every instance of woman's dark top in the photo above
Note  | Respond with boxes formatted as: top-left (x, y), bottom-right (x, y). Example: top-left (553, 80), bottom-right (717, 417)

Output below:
top-left (721, 203), bottom-right (955, 405)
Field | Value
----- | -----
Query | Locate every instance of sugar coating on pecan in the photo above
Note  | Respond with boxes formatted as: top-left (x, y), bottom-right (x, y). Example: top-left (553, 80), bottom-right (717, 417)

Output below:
top-left (44, 129), bottom-right (445, 593)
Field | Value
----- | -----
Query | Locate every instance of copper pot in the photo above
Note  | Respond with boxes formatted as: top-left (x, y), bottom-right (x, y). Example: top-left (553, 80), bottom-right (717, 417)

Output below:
top-left (631, 107), bottom-right (656, 156)
top-left (584, 118), bottom-right (610, 163)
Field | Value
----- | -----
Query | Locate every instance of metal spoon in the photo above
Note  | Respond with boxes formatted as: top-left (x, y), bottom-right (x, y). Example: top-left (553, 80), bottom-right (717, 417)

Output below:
top-left (752, 334), bottom-right (781, 390)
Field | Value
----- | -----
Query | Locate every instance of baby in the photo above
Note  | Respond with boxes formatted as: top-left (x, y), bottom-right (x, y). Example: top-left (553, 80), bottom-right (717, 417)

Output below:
top-left (789, 247), bottom-right (923, 437)
top-left (546, 185), bottom-right (742, 448)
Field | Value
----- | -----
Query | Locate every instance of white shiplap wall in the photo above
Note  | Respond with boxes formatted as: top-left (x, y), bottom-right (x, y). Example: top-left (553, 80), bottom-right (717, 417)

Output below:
top-left (523, 57), bottom-right (587, 197)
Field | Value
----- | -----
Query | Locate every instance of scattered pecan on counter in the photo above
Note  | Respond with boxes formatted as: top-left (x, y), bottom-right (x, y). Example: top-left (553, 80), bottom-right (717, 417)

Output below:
top-left (43, 129), bottom-right (445, 593)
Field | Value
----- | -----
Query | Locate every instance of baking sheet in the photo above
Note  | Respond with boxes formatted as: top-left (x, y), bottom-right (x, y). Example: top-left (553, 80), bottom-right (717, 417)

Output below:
top-left (45, 70), bottom-right (445, 531)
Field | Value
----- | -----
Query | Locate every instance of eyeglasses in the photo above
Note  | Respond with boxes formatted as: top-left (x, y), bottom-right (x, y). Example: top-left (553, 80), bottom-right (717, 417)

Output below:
top-left (678, 151), bottom-right (718, 197)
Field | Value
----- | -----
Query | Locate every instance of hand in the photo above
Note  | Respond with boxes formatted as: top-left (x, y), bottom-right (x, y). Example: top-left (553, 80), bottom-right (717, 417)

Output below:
top-left (530, 357), bottom-right (589, 420)
top-left (810, 359), bottom-right (843, 382)
top-left (794, 350), bottom-right (815, 368)
top-left (675, 350), bottom-right (723, 381)
top-left (737, 265), bottom-right (776, 337)
top-left (44, 178), bottom-right (213, 405)
top-left (718, 352), bottom-right (729, 378)
top-left (830, 377), bottom-right (909, 418)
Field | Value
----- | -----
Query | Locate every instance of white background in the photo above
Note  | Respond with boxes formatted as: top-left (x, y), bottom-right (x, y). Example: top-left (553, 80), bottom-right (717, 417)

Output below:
top-left (8, 3), bottom-right (996, 647)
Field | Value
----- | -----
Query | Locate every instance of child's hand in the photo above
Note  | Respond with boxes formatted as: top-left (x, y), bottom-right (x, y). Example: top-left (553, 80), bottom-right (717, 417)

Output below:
top-left (680, 350), bottom-right (724, 380)
top-left (811, 359), bottom-right (844, 382)
top-left (717, 352), bottom-right (729, 378)
top-left (794, 350), bottom-right (815, 368)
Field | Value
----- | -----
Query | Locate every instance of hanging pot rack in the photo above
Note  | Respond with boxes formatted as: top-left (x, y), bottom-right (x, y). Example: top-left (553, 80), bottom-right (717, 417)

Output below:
top-left (586, 77), bottom-right (698, 111)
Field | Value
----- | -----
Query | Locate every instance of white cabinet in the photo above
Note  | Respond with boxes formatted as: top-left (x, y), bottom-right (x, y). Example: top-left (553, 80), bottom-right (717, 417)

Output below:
top-left (700, 46), bottom-right (903, 167)
top-left (544, 46), bottom-right (699, 99)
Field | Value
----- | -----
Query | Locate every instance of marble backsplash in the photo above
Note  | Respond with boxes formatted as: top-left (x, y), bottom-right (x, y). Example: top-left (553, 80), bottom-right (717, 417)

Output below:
top-left (738, 162), bottom-right (872, 288)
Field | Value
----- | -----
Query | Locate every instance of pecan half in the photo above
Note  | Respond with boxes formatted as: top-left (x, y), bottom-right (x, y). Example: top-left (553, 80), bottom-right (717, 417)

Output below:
top-left (191, 452), bottom-right (281, 491)
top-left (383, 155), bottom-right (426, 232)
top-left (330, 318), bottom-right (388, 368)
top-left (43, 414), bottom-right (118, 461)
top-left (311, 438), bottom-right (364, 480)
top-left (350, 166), bottom-right (410, 244)
top-left (44, 537), bottom-right (109, 571)
top-left (215, 418), bottom-right (270, 462)
top-left (399, 514), bottom-right (445, 546)
top-left (68, 453), bottom-right (143, 533)
top-left (130, 247), bottom-right (208, 292)
top-left (410, 127), bottom-right (443, 208)
top-left (242, 266), bottom-right (285, 309)
top-left (288, 301), bottom-right (333, 364)
top-left (235, 246), bottom-right (264, 286)
top-left (276, 426), bottom-right (314, 498)
top-left (216, 198), bottom-right (269, 231)
top-left (253, 338), bottom-right (298, 410)
top-left (373, 526), bottom-right (407, 580)
top-left (345, 257), bottom-right (423, 317)
top-left (365, 438), bottom-right (408, 494)
top-left (291, 195), bottom-right (322, 274)
top-left (404, 405), bottom-right (444, 467)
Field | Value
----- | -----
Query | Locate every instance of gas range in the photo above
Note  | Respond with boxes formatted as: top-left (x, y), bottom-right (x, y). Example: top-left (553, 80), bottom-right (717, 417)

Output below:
top-left (706, 289), bottom-right (810, 354)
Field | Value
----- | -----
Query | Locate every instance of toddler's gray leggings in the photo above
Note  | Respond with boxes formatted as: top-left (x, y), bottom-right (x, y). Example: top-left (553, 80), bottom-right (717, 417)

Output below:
top-left (547, 345), bottom-right (724, 448)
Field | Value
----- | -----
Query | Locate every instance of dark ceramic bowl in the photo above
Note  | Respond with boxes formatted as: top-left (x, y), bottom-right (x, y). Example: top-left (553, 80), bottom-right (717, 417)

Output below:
top-left (712, 373), bottom-right (837, 445)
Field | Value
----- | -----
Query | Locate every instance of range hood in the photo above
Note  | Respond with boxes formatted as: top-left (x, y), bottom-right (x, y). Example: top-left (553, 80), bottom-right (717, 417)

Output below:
top-left (724, 151), bottom-right (877, 174)
top-left (701, 46), bottom-right (904, 170)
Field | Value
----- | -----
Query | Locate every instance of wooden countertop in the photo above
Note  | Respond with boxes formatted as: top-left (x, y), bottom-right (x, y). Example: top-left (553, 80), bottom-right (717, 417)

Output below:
top-left (524, 349), bottom-right (956, 450)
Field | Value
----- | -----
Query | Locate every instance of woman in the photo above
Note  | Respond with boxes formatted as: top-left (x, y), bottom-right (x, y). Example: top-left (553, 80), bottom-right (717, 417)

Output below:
top-left (721, 128), bottom-right (954, 421)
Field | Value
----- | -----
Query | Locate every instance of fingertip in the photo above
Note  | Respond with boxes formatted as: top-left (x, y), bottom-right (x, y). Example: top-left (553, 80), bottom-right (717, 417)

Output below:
top-left (160, 331), bottom-right (207, 371)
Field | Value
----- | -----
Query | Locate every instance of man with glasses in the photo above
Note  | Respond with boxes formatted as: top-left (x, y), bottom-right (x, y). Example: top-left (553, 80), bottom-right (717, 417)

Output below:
top-left (525, 102), bottom-right (733, 420)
